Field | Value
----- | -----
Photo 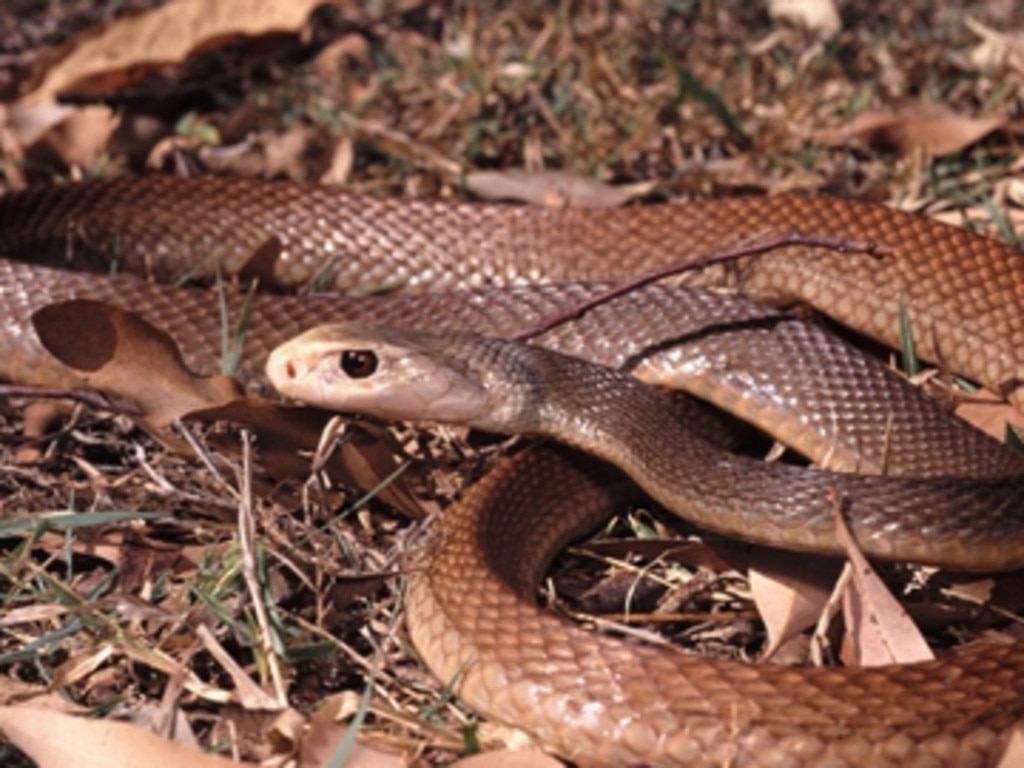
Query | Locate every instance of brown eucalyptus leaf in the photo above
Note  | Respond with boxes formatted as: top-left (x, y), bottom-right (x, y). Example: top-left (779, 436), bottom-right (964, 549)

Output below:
top-left (19, 0), bottom-right (327, 105)
top-left (32, 299), bottom-right (241, 427)
top-left (748, 549), bottom-right (840, 658)
top-left (465, 169), bottom-right (657, 208)
top-left (299, 694), bottom-right (409, 767)
top-left (814, 103), bottom-right (1019, 158)
top-left (767, 0), bottom-right (841, 38)
top-left (834, 506), bottom-right (933, 666)
top-left (965, 16), bottom-right (1024, 75)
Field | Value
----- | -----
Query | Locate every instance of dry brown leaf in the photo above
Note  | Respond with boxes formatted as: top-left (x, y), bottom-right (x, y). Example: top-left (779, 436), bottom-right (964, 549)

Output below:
top-left (321, 135), bottom-right (356, 186)
top-left (833, 506), bottom-right (933, 666)
top-left (465, 169), bottom-right (658, 207)
top-left (748, 549), bottom-right (839, 658)
top-left (1002, 178), bottom-right (1024, 209)
top-left (0, 706), bottom-right (251, 768)
top-left (51, 646), bottom-right (116, 690)
top-left (20, 105), bottom-right (120, 169)
top-left (312, 32), bottom-right (372, 79)
top-left (965, 17), bottom-right (1024, 75)
top-left (451, 750), bottom-right (564, 768)
top-left (766, 0), bottom-right (841, 38)
top-left (119, 532), bottom-right (193, 595)
top-left (14, 400), bottom-right (73, 464)
top-left (814, 103), bottom-right (1018, 158)
top-left (297, 694), bottom-right (410, 767)
top-left (3, 103), bottom-right (76, 147)
top-left (955, 394), bottom-right (1024, 441)
top-left (19, 0), bottom-right (327, 105)
top-left (32, 299), bottom-right (242, 427)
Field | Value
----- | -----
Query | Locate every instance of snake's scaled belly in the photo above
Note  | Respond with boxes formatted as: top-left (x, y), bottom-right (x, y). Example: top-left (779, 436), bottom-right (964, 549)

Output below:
top-left (2, 177), bottom-right (1024, 765)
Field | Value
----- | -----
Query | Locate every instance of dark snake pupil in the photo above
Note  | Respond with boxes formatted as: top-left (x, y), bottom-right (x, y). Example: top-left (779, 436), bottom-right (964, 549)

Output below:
top-left (340, 349), bottom-right (378, 378)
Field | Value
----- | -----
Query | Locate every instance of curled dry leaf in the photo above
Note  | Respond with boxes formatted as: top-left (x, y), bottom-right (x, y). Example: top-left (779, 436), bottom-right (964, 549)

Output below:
top-left (19, 105), bottom-right (121, 170)
top-left (18, 0), bottom-right (329, 105)
top-left (198, 125), bottom-right (321, 181)
top-left (814, 102), bottom-right (1022, 158)
top-left (32, 299), bottom-right (242, 428)
top-left (465, 169), bottom-right (658, 208)
top-left (766, 0), bottom-right (841, 39)
top-left (965, 16), bottom-right (1024, 75)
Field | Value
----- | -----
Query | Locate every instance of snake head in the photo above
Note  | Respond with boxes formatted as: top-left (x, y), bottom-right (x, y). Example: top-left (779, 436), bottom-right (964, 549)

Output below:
top-left (265, 323), bottom-right (534, 431)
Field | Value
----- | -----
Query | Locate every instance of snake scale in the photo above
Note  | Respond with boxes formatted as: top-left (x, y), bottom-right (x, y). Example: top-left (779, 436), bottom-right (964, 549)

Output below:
top-left (2, 175), bottom-right (1024, 765)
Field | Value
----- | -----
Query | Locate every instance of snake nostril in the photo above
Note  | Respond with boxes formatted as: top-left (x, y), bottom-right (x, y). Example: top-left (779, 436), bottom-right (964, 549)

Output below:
top-left (285, 360), bottom-right (296, 379)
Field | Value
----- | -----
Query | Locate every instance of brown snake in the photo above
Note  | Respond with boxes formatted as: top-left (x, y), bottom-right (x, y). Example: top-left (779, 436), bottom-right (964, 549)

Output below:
top-left (2, 175), bottom-right (1024, 765)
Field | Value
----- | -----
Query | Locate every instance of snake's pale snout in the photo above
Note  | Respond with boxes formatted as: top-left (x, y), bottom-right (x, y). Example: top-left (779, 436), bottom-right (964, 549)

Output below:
top-left (265, 344), bottom-right (310, 398)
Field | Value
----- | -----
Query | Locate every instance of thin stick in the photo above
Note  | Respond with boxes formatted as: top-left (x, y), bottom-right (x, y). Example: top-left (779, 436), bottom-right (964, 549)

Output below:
top-left (0, 383), bottom-right (142, 415)
top-left (510, 232), bottom-right (891, 342)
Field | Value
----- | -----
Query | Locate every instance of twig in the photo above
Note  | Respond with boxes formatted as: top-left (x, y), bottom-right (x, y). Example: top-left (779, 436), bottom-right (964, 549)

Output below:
top-left (510, 232), bottom-right (891, 342)
top-left (0, 383), bottom-right (142, 416)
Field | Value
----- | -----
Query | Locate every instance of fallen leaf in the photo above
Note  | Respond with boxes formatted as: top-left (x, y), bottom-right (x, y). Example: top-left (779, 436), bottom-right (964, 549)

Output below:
top-left (833, 499), bottom-right (933, 666)
top-left (299, 694), bottom-right (410, 767)
top-left (965, 16), bottom-right (1024, 75)
top-left (748, 549), bottom-right (840, 658)
top-left (955, 393), bottom-right (1024, 441)
top-left (32, 299), bottom-right (242, 427)
top-left (18, 0), bottom-right (328, 105)
top-left (767, 0), bottom-right (841, 38)
top-left (465, 169), bottom-right (658, 207)
top-left (14, 400), bottom-right (73, 465)
top-left (814, 102), bottom-right (1022, 158)
top-left (199, 124), bottom-right (319, 181)
top-left (321, 135), bottom-right (356, 186)
top-left (19, 104), bottom-right (121, 170)
top-left (0, 706), bottom-right (250, 768)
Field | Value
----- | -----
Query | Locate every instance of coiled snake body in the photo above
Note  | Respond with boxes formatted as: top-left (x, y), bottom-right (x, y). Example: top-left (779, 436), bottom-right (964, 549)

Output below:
top-left (3, 176), bottom-right (1024, 765)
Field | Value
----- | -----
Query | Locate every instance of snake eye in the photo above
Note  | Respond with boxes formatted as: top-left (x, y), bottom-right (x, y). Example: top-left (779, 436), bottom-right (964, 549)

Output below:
top-left (339, 349), bottom-right (378, 378)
